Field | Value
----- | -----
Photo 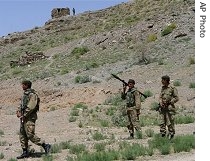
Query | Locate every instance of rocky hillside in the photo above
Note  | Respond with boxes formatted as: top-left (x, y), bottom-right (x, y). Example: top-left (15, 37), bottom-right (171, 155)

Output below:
top-left (0, 0), bottom-right (195, 160)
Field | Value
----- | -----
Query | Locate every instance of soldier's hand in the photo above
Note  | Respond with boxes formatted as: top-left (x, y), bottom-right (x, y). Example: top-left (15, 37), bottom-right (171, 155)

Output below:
top-left (16, 111), bottom-right (21, 118)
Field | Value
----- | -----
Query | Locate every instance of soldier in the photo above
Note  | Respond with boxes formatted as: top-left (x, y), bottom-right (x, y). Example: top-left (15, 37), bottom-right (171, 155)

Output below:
top-left (159, 75), bottom-right (179, 139)
top-left (121, 79), bottom-right (141, 139)
top-left (16, 80), bottom-right (51, 159)
top-left (72, 8), bottom-right (75, 16)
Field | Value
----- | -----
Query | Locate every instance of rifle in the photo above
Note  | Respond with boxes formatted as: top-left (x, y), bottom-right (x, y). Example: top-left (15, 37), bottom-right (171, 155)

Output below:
top-left (111, 74), bottom-right (147, 98)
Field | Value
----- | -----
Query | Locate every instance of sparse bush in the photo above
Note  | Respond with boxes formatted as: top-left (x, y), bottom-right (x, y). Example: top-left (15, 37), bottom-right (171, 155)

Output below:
top-left (73, 103), bottom-right (88, 110)
top-left (189, 82), bottom-right (195, 88)
top-left (143, 90), bottom-right (153, 97)
top-left (69, 116), bottom-right (77, 122)
top-left (148, 134), bottom-right (171, 155)
top-left (106, 106), bottom-right (117, 116)
top-left (74, 75), bottom-right (91, 84)
top-left (161, 23), bottom-right (176, 36)
top-left (158, 58), bottom-right (164, 65)
top-left (50, 144), bottom-right (61, 153)
top-left (100, 120), bottom-right (110, 127)
top-left (59, 141), bottom-right (72, 149)
top-left (69, 144), bottom-right (86, 154)
top-left (172, 134), bottom-right (195, 152)
top-left (42, 155), bottom-right (53, 161)
top-left (0, 141), bottom-right (6, 146)
top-left (145, 129), bottom-right (155, 137)
top-left (70, 109), bottom-right (79, 116)
top-left (94, 143), bottom-right (106, 152)
top-left (147, 34), bottom-right (157, 42)
top-left (0, 129), bottom-right (4, 136)
top-left (92, 131), bottom-right (107, 141)
top-left (78, 121), bottom-right (83, 128)
top-left (136, 130), bottom-right (143, 139)
top-left (173, 80), bottom-right (181, 86)
top-left (12, 68), bottom-right (22, 75)
top-left (71, 46), bottom-right (89, 58)
top-left (189, 56), bottom-right (195, 65)
top-left (150, 102), bottom-right (159, 111)
top-left (0, 152), bottom-right (4, 159)
top-left (104, 94), bottom-right (123, 106)
top-left (175, 115), bottom-right (195, 124)
top-left (7, 158), bottom-right (17, 161)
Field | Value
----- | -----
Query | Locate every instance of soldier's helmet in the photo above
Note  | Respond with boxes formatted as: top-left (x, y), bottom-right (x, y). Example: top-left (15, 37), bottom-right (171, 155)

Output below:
top-left (128, 79), bottom-right (135, 84)
top-left (22, 80), bottom-right (32, 88)
top-left (161, 75), bottom-right (170, 82)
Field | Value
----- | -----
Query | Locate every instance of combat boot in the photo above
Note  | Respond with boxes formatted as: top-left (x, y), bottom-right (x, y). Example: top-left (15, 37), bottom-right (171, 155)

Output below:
top-left (169, 134), bottom-right (174, 140)
top-left (42, 143), bottom-right (51, 154)
top-left (17, 148), bottom-right (29, 159)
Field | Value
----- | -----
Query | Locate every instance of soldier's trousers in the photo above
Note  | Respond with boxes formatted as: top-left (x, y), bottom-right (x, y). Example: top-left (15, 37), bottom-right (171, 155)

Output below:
top-left (159, 110), bottom-right (175, 135)
top-left (127, 107), bottom-right (141, 134)
top-left (19, 119), bottom-right (44, 149)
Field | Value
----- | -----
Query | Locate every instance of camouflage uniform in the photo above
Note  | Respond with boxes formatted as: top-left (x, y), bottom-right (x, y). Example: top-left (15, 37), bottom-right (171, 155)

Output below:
top-left (159, 85), bottom-right (179, 137)
top-left (16, 81), bottom-right (51, 159)
top-left (18, 88), bottom-right (44, 149)
top-left (121, 87), bottom-right (141, 137)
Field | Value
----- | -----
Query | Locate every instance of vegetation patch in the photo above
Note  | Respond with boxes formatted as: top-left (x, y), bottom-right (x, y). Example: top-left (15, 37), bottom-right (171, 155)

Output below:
top-left (161, 23), bottom-right (176, 36)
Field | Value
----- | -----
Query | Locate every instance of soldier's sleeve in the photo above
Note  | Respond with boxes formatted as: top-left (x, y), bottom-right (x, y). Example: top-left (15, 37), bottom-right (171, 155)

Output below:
top-left (134, 91), bottom-right (141, 109)
top-left (24, 93), bottom-right (38, 117)
top-left (170, 87), bottom-right (179, 104)
top-left (121, 91), bottom-right (126, 100)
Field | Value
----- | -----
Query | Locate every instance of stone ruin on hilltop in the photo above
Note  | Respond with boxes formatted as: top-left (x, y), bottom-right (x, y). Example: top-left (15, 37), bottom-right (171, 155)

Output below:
top-left (10, 51), bottom-right (49, 67)
top-left (51, 7), bottom-right (70, 19)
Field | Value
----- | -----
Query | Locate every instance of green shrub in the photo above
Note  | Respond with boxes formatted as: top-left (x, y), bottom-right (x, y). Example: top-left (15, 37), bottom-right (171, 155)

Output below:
top-left (92, 132), bottom-right (107, 141)
top-left (0, 152), bottom-right (4, 159)
top-left (150, 102), bottom-right (159, 111)
top-left (106, 106), bottom-right (117, 116)
top-left (136, 130), bottom-right (143, 139)
top-left (69, 144), bottom-right (86, 154)
top-left (104, 94), bottom-right (123, 106)
top-left (173, 80), bottom-right (181, 86)
top-left (50, 144), bottom-right (61, 153)
top-left (75, 75), bottom-right (91, 84)
top-left (145, 129), bottom-right (155, 137)
top-left (71, 46), bottom-right (89, 58)
top-left (70, 109), bottom-right (79, 116)
top-left (161, 23), bottom-right (176, 36)
top-left (100, 120), bottom-right (110, 127)
top-left (189, 56), bottom-right (195, 65)
top-left (172, 135), bottom-right (195, 152)
top-left (69, 116), bottom-right (77, 122)
top-left (73, 103), bottom-right (88, 110)
top-left (0, 129), bottom-right (4, 136)
top-left (175, 115), bottom-right (195, 124)
top-left (42, 155), bottom-right (53, 161)
top-left (147, 34), bottom-right (157, 42)
top-left (94, 143), bottom-right (106, 152)
top-left (7, 158), bottom-right (17, 161)
top-left (189, 82), bottom-right (195, 88)
top-left (143, 90), bottom-right (153, 97)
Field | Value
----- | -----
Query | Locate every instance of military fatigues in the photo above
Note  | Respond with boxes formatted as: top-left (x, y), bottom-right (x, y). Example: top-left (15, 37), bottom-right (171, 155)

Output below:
top-left (121, 87), bottom-right (141, 136)
top-left (17, 88), bottom-right (44, 150)
top-left (159, 85), bottom-right (179, 136)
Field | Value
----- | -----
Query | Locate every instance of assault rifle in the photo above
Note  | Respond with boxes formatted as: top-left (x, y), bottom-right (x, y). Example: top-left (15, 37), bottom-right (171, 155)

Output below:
top-left (111, 74), bottom-right (147, 98)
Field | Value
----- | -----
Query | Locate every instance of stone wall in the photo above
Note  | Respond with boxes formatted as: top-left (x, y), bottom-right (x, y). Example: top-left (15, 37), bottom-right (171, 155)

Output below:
top-left (51, 7), bottom-right (70, 19)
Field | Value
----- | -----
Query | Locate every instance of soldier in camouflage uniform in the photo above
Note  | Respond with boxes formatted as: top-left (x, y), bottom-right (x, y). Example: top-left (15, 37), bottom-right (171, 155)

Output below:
top-left (121, 79), bottom-right (141, 139)
top-left (16, 80), bottom-right (51, 159)
top-left (159, 75), bottom-right (179, 139)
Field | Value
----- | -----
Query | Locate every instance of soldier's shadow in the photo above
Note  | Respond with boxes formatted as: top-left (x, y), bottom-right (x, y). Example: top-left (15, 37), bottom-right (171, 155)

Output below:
top-left (29, 152), bottom-right (46, 158)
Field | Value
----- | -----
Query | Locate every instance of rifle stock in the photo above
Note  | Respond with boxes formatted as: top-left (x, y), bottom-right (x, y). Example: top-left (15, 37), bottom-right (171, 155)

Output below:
top-left (111, 74), bottom-right (147, 98)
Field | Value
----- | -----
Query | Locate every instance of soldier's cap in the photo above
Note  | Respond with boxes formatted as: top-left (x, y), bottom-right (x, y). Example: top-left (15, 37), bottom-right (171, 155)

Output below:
top-left (22, 80), bottom-right (32, 87)
top-left (128, 79), bottom-right (135, 84)
top-left (161, 75), bottom-right (170, 81)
